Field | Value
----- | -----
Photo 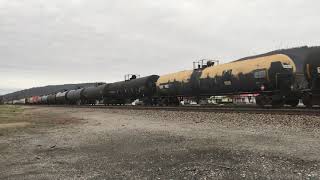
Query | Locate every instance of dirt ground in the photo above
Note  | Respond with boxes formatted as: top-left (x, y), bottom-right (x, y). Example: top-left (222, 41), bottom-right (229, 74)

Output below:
top-left (0, 105), bottom-right (320, 179)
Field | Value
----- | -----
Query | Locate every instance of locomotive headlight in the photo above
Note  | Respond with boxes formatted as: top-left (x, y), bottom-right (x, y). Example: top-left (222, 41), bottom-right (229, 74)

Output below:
top-left (261, 85), bottom-right (265, 91)
top-left (317, 67), bottom-right (320, 74)
top-left (291, 85), bottom-right (294, 90)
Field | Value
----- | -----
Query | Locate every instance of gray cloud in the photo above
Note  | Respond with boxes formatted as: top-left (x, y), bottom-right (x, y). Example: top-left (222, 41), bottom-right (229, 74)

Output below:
top-left (0, 0), bottom-right (320, 94)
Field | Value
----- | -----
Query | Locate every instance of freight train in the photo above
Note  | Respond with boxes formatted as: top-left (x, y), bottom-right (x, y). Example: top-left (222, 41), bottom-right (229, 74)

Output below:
top-left (4, 46), bottom-right (320, 108)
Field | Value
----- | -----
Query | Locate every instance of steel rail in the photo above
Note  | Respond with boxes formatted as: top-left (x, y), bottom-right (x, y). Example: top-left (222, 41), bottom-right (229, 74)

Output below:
top-left (20, 104), bottom-right (320, 116)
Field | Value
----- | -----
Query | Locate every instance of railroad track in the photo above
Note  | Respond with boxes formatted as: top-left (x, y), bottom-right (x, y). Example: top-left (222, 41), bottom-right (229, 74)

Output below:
top-left (21, 104), bottom-right (320, 116)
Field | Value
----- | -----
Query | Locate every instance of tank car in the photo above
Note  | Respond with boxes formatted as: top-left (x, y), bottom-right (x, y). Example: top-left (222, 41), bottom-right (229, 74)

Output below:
top-left (36, 96), bottom-right (42, 104)
top-left (236, 46), bottom-right (320, 107)
top-left (12, 100), bottom-right (18, 104)
top-left (27, 96), bottom-right (41, 104)
top-left (197, 54), bottom-right (297, 107)
top-left (155, 47), bottom-right (320, 107)
top-left (156, 70), bottom-right (194, 105)
top-left (25, 97), bottom-right (31, 104)
top-left (103, 75), bottom-right (159, 105)
top-left (66, 88), bottom-right (84, 105)
top-left (40, 95), bottom-right (48, 104)
top-left (55, 91), bottom-right (69, 104)
top-left (47, 94), bottom-right (56, 105)
top-left (81, 84), bottom-right (106, 105)
top-left (6, 100), bottom-right (13, 105)
top-left (300, 50), bottom-right (320, 107)
top-left (12, 98), bottom-right (26, 104)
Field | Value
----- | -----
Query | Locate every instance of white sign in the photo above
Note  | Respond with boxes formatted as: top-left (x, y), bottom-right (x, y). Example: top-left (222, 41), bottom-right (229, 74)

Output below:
top-left (224, 81), bottom-right (232, 86)
top-left (159, 84), bottom-right (170, 89)
top-left (282, 64), bottom-right (293, 69)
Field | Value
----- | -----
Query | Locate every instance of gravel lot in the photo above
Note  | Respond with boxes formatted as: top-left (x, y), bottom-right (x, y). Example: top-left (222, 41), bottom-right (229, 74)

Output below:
top-left (0, 105), bottom-right (320, 179)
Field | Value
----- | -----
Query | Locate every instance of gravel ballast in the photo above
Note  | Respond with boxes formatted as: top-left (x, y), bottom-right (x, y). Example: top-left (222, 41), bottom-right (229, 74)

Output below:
top-left (0, 106), bottom-right (320, 179)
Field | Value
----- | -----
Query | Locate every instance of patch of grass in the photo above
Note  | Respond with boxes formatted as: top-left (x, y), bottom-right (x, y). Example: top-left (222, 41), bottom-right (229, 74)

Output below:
top-left (0, 105), bottom-right (24, 124)
top-left (0, 105), bottom-right (27, 136)
top-left (0, 105), bottom-right (82, 136)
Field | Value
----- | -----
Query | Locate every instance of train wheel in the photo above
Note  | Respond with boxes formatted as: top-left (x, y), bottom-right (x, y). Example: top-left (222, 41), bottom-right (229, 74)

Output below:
top-left (256, 95), bottom-right (270, 107)
top-left (170, 97), bottom-right (180, 106)
top-left (160, 98), bottom-right (169, 106)
top-left (143, 98), bottom-right (152, 106)
top-left (271, 95), bottom-right (284, 108)
top-left (271, 101), bottom-right (284, 108)
top-left (287, 99), bottom-right (299, 107)
top-left (255, 95), bottom-right (263, 107)
top-left (302, 93), bottom-right (313, 108)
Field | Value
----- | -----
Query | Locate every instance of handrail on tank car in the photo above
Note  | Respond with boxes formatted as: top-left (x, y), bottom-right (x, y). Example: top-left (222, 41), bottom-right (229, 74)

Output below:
top-left (125, 74), bottom-right (140, 81)
top-left (193, 59), bottom-right (219, 70)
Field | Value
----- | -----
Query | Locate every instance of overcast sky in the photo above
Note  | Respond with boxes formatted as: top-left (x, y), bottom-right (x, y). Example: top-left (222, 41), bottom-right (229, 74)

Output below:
top-left (1, 0), bottom-right (320, 95)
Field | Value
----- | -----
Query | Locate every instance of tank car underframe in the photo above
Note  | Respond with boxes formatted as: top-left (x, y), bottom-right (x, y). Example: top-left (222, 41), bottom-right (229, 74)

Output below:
top-left (301, 89), bottom-right (320, 107)
top-left (102, 96), bottom-right (126, 106)
top-left (201, 89), bottom-right (300, 108)
top-left (151, 96), bottom-right (181, 106)
top-left (81, 99), bottom-right (100, 105)
top-left (254, 88), bottom-right (300, 108)
top-left (153, 89), bottom-right (301, 108)
top-left (255, 90), bottom-right (300, 108)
